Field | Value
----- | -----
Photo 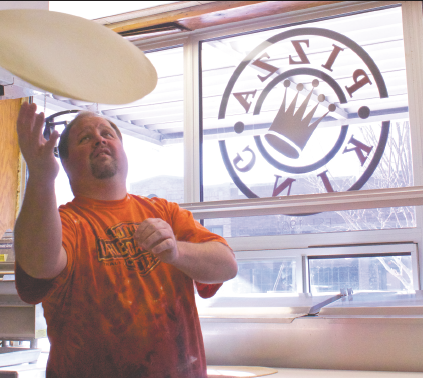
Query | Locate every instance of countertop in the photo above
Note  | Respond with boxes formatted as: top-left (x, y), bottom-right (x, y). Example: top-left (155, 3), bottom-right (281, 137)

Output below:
top-left (268, 368), bottom-right (423, 377)
top-left (2, 356), bottom-right (423, 378)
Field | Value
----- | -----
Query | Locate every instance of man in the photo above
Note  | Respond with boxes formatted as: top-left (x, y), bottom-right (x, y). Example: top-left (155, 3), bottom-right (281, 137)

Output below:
top-left (14, 102), bottom-right (238, 378)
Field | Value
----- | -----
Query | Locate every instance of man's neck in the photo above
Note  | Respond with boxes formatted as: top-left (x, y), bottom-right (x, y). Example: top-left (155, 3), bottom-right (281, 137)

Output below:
top-left (70, 179), bottom-right (127, 201)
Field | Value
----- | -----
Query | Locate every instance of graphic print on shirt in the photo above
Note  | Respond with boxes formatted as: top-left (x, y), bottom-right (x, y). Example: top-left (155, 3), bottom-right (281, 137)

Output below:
top-left (97, 222), bottom-right (160, 276)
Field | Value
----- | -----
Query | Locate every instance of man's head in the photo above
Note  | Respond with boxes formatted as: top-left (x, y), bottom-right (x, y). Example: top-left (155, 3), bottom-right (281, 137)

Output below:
top-left (58, 111), bottom-right (122, 160)
top-left (58, 111), bottom-right (128, 191)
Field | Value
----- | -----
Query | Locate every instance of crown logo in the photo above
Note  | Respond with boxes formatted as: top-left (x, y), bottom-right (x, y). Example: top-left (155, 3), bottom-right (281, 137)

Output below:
top-left (265, 79), bottom-right (336, 159)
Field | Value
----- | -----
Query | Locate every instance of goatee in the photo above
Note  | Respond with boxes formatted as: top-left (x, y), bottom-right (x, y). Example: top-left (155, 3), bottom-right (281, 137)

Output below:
top-left (90, 158), bottom-right (118, 179)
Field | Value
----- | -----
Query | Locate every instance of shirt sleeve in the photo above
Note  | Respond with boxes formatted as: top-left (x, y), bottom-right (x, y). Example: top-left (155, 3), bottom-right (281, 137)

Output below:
top-left (15, 207), bottom-right (77, 304)
top-left (163, 199), bottom-right (233, 299)
top-left (15, 262), bottom-right (55, 304)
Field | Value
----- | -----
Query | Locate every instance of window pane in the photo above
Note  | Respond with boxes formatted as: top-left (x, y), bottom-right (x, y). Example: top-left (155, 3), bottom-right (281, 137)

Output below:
top-left (126, 136), bottom-right (184, 203)
top-left (309, 254), bottom-right (413, 293)
top-left (203, 205), bottom-right (416, 237)
top-left (41, 46), bottom-right (184, 206)
top-left (125, 47), bottom-right (184, 203)
top-left (201, 6), bottom-right (413, 229)
top-left (216, 259), bottom-right (297, 295)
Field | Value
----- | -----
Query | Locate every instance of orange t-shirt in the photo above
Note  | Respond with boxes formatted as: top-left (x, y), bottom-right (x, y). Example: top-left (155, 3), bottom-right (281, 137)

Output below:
top-left (16, 195), bottom-right (229, 378)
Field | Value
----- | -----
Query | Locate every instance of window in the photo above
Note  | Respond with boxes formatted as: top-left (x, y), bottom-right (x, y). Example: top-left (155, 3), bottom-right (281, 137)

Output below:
top-left (205, 225), bottom-right (224, 236)
top-left (126, 47), bottom-right (185, 203)
top-left (229, 259), bottom-right (297, 294)
top-left (32, 1), bottom-right (423, 305)
top-left (211, 243), bottom-right (418, 299)
top-left (201, 5), bottom-right (415, 236)
top-left (37, 46), bottom-right (184, 206)
top-left (309, 254), bottom-right (413, 294)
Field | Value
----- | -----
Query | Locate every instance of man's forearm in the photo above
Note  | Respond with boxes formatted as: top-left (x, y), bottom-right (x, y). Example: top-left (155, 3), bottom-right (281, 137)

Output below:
top-left (172, 241), bottom-right (237, 284)
top-left (14, 177), bottom-right (66, 279)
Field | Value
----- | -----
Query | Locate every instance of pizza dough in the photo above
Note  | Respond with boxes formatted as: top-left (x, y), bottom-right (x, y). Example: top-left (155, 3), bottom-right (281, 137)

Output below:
top-left (207, 366), bottom-right (278, 377)
top-left (0, 9), bottom-right (157, 104)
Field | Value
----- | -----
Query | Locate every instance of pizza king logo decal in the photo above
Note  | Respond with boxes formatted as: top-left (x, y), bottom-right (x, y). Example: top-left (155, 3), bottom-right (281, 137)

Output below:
top-left (218, 28), bottom-right (389, 200)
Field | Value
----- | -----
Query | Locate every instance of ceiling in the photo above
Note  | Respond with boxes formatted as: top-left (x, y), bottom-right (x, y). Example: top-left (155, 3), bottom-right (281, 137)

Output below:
top-left (48, 1), bottom-right (179, 20)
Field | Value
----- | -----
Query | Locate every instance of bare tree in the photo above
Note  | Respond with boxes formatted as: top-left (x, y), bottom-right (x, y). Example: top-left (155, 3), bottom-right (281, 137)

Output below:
top-left (306, 121), bottom-right (414, 231)
top-left (377, 256), bottom-right (413, 291)
top-left (304, 121), bottom-right (415, 291)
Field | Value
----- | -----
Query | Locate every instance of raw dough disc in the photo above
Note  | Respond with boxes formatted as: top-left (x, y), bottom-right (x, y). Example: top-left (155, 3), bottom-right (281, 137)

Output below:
top-left (207, 366), bottom-right (278, 377)
top-left (0, 9), bottom-right (157, 104)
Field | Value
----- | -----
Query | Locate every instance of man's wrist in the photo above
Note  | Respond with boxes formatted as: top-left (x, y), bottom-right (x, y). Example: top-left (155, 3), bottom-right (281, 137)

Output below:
top-left (171, 241), bottom-right (186, 265)
top-left (25, 175), bottom-right (57, 197)
top-left (26, 174), bottom-right (56, 188)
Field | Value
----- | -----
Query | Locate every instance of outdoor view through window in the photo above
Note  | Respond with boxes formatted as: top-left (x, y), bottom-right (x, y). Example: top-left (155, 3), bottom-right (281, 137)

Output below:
top-left (201, 6), bottom-right (414, 238)
top-left (46, 46), bottom-right (184, 207)
top-left (36, 8), bottom-right (414, 298)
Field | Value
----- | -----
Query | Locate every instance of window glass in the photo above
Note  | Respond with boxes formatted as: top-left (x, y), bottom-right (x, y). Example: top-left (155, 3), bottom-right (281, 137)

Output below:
top-left (203, 204), bottom-right (416, 237)
top-left (126, 47), bottom-right (184, 202)
top-left (40, 46), bottom-right (184, 206)
top-left (309, 254), bottom-right (413, 293)
top-left (125, 135), bottom-right (184, 203)
top-left (215, 259), bottom-right (297, 296)
top-left (201, 6), bottom-right (413, 234)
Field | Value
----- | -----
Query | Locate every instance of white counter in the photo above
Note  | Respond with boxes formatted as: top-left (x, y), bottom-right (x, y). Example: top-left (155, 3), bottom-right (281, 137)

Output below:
top-left (2, 363), bottom-right (423, 378)
top-left (2, 356), bottom-right (423, 378)
top-left (269, 368), bottom-right (423, 377)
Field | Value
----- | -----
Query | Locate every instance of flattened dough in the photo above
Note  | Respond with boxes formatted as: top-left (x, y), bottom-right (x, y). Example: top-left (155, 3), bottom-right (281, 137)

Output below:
top-left (207, 366), bottom-right (278, 377)
top-left (0, 9), bottom-right (157, 104)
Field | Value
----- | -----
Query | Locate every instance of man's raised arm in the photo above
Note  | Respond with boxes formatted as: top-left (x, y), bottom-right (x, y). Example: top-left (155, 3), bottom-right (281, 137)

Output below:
top-left (14, 103), bottom-right (67, 279)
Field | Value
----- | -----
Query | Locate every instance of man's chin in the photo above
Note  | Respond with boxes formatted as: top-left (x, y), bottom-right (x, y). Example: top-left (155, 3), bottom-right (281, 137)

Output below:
top-left (90, 161), bottom-right (118, 179)
top-left (93, 171), bottom-right (117, 179)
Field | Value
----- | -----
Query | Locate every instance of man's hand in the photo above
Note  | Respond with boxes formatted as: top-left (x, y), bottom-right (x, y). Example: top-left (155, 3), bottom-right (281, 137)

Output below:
top-left (134, 218), bottom-right (179, 264)
top-left (134, 218), bottom-right (237, 284)
top-left (17, 102), bottom-right (60, 182)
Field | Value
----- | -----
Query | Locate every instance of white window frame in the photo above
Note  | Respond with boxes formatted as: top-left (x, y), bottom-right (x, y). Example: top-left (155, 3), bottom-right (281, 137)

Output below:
top-left (134, 1), bottom-right (423, 290)
top-left (232, 243), bottom-right (419, 295)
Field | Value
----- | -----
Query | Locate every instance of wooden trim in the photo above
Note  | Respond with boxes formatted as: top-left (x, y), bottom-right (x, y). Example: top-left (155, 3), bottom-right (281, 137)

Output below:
top-left (94, 1), bottom-right (216, 25)
top-left (105, 1), bottom-right (341, 35)
top-left (178, 1), bottom-right (342, 31)
top-left (107, 1), bottom-right (264, 33)
top-left (0, 99), bottom-right (22, 238)
top-left (14, 151), bottom-right (25, 221)
top-left (15, 97), bottom-right (28, 222)
top-left (132, 1), bottom-right (398, 50)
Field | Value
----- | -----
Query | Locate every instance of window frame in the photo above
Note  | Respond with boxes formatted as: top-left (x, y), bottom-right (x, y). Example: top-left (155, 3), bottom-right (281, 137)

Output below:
top-left (132, 0), bottom-right (423, 291)
top-left (233, 243), bottom-right (419, 295)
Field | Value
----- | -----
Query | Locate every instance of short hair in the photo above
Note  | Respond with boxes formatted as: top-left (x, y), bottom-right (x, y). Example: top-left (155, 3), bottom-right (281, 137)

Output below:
top-left (58, 111), bottom-right (123, 160)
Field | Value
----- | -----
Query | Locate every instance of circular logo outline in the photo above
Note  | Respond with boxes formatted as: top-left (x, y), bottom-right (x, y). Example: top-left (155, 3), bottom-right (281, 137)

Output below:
top-left (216, 27), bottom-right (390, 202)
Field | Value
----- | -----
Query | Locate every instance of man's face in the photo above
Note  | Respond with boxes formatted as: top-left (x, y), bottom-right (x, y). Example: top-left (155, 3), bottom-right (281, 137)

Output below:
top-left (64, 116), bottom-right (128, 183)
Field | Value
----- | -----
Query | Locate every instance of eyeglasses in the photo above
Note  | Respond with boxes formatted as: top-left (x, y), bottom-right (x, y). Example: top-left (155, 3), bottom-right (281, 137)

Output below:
top-left (42, 110), bottom-right (79, 157)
